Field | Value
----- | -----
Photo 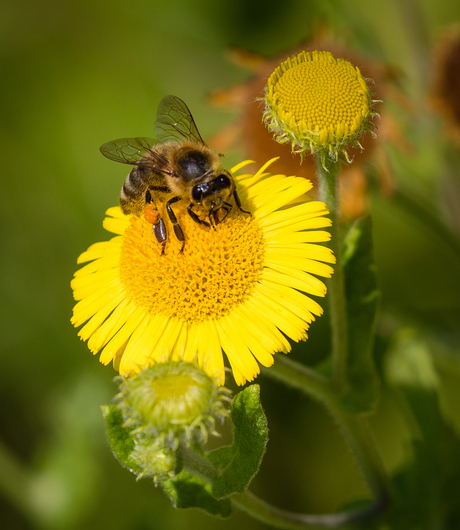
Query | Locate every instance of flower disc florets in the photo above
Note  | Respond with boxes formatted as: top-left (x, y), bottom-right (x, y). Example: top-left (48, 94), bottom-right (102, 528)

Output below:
top-left (263, 50), bottom-right (378, 167)
top-left (116, 361), bottom-right (231, 450)
top-left (119, 202), bottom-right (265, 323)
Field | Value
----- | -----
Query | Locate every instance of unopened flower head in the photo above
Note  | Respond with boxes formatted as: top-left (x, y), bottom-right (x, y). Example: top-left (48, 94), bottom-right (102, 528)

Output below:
top-left (116, 361), bottom-right (231, 450)
top-left (71, 159), bottom-right (335, 386)
top-left (263, 50), bottom-right (378, 168)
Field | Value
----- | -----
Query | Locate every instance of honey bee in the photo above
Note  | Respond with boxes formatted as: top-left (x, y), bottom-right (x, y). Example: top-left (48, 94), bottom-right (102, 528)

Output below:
top-left (100, 95), bottom-right (249, 253)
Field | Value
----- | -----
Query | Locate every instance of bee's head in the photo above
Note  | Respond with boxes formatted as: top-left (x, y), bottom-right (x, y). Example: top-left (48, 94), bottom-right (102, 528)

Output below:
top-left (191, 171), bottom-right (234, 210)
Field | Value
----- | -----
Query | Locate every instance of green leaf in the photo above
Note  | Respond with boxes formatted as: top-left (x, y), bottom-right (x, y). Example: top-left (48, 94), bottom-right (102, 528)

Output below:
top-left (342, 217), bottom-right (380, 412)
top-left (161, 470), bottom-right (232, 518)
top-left (208, 385), bottom-right (268, 499)
top-left (101, 405), bottom-right (142, 474)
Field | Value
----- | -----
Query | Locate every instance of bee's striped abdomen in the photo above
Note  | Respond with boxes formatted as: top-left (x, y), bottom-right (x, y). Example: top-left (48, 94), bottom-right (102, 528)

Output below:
top-left (119, 166), bottom-right (149, 214)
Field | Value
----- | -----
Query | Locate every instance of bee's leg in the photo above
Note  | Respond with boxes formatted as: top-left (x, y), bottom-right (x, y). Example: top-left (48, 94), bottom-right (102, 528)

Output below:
top-left (153, 216), bottom-right (167, 255)
top-left (211, 209), bottom-right (218, 228)
top-left (209, 209), bottom-right (217, 230)
top-left (233, 189), bottom-right (251, 215)
top-left (215, 199), bottom-right (233, 224)
top-left (145, 185), bottom-right (170, 211)
top-left (166, 196), bottom-right (186, 253)
top-left (208, 200), bottom-right (231, 228)
top-left (187, 204), bottom-right (210, 227)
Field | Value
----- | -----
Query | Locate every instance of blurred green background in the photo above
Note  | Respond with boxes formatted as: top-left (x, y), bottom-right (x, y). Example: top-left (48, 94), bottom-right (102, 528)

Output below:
top-left (2, 0), bottom-right (460, 528)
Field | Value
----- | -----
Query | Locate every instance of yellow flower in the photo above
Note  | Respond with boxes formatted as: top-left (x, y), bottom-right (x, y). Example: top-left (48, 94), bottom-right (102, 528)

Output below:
top-left (263, 50), bottom-right (378, 168)
top-left (71, 159), bottom-right (335, 386)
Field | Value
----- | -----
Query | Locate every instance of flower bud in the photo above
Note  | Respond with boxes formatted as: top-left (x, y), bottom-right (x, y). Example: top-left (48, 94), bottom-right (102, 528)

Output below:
top-left (263, 50), bottom-right (379, 168)
top-left (116, 361), bottom-right (231, 452)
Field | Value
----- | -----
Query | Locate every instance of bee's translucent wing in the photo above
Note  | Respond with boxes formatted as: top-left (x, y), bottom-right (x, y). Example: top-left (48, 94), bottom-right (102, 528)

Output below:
top-left (154, 95), bottom-right (206, 145)
top-left (99, 137), bottom-right (157, 165)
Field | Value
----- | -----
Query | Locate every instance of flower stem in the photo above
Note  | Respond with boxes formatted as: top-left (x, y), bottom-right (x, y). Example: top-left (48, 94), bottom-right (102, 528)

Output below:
top-left (232, 487), bottom-right (387, 530)
top-left (316, 157), bottom-right (349, 393)
top-left (261, 356), bottom-right (335, 405)
top-left (314, 157), bottom-right (389, 501)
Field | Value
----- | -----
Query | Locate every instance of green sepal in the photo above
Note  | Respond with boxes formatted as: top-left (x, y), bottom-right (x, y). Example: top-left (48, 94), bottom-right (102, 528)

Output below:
top-left (161, 470), bottom-right (232, 518)
top-left (341, 216), bottom-right (380, 412)
top-left (101, 405), bottom-right (142, 474)
top-left (207, 384), bottom-right (268, 499)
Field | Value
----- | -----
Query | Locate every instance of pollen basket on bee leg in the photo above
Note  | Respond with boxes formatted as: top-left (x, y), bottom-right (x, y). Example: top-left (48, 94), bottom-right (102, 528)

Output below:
top-left (143, 203), bottom-right (159, 225)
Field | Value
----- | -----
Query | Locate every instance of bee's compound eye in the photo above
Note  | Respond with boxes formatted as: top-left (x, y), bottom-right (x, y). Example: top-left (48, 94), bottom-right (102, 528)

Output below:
top-left (216, 174), bottom-right (231, 188)
top-left (192, 184), bottom-right (203, 202)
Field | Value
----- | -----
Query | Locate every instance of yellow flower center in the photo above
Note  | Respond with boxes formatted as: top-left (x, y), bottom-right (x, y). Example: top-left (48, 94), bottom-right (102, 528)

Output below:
top-left (152, 373), bottom-right (196, 399)
top-left (266, 50), bottom-right (370, 146)
top-left (139, 371), bottom-right (215, 426)
top-left (119, 206), bottom-right (265, 322)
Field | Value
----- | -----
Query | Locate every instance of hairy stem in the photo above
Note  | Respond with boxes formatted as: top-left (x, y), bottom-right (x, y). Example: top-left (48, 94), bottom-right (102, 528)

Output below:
top-left (316, 157), bottom-right (349, 393)
top-left (232, 488), bottom-right (388, 530)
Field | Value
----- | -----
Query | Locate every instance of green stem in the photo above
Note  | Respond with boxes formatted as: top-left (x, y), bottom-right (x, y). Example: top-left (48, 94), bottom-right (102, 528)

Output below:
top-left (232, 488), bottom-right (387, 530)
top-left (336, 413), bottom-right (390, 506)
top-left (261, 356), bottom-right (335, 405)
top-left (314, 156), bottom-right (390, 505)
top-left (316, 158), bottom-right (349, 393)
